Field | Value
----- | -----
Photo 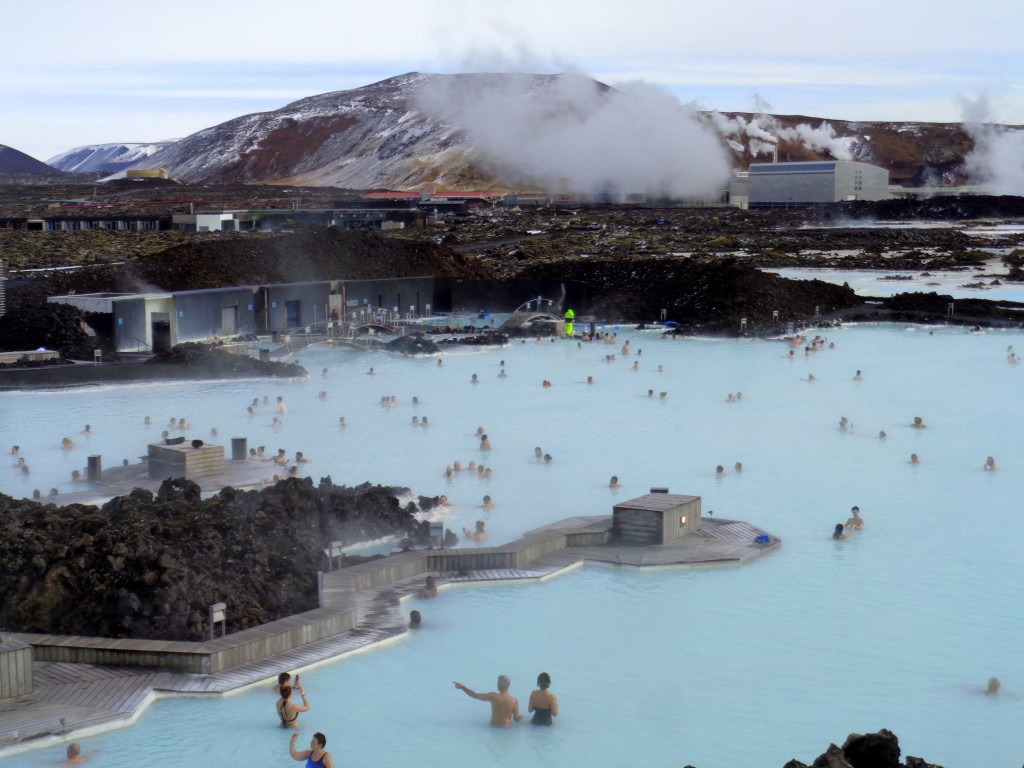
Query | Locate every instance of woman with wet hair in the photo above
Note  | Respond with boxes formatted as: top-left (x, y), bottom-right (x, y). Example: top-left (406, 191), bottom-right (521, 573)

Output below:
top-left (289, 731), bottom-right (333, 768)
top-left (528, 672), bottom-right (559, 726)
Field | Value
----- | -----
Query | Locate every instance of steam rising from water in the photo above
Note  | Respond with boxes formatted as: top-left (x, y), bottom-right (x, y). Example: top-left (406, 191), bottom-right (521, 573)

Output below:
top-left (961, 94), bottom-right (1024, 195)
top-left (415, 72), bottom-right (731, 199)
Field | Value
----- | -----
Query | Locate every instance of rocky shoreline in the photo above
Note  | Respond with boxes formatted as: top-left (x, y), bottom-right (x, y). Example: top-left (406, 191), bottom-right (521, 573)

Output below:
top-left (0, 477), bottom-right (432, 641)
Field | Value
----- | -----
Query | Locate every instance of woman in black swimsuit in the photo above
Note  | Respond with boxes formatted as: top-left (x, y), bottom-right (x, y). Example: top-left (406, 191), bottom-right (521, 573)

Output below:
top-left (276, 683), bottom-right (310, 728)
top-left (528, 672), bottom-right (559, 726)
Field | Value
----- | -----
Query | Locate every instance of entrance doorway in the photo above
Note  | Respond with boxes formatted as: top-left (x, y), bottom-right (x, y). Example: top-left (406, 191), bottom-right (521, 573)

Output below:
top-left (221, 306), bottom-right (238, 335)
top-left (150, 312), bottom-right (171, 352)
top-left (285, 300), bottom-right (301, 329)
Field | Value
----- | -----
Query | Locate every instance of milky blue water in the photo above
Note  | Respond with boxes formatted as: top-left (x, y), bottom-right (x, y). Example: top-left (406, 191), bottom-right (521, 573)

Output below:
top-left (2, 322), bottom-right (1023, 768)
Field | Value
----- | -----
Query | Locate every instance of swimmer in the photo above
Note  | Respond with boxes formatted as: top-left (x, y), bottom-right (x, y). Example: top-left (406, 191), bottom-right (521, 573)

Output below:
top-left (318, 391), bottom-right (327, 400)
top-left (48, 488), bottom-right (58, 497)
top-left (249, 448), bottom-right (260, 461)
top-left (412, 396), bottom-right (420, 405)
top-left (71, 469), bottom-right (85, 483)
top-left (211, 427), bottom-right (218, 436)
top-left (32, 489), bottom-right (40, 499)
top-left (61, 437), bottom-right (74, 450)
top-left (274, 449), bottom-right (289, 464)
top-left (482, 466), bottom-right (492, 478)
top-left (463, 520), bottom-right (487, 542)
top-left (161, 430), bottom-right (170, 440)
top-left (80, 424), bottom-right (91, 435)
top-left (527, 672), bottom-right (559, 728)
top-left (543, 453), bottom-right (553, 463)
top-left (419, 576), bottom-right (438, 598)
top-left (409, 610), bottom-right (422, 628)
top-left (438, 359), bottom-right (443, 366)
top-left (453, 461), bottom-right (462, 472)
top-left (168, 417), bottom-right (177, 427)
top-left (263, 396), bottom-right (270, 405)
top-left (631, 361), bottom-right (639, 371)
top-left (879, 430), bottom-right (887, 439)
top-left (367, 367), bottom-right (375, 375)
top-left (12, 457), bottom-right (26, 469)
top-left (984, 677), bottom-right (1001, 696)
top-left (273, 671), bottom-right (292, 695)
top-left (412, 416), bottom-right (420, 425)
top-left (839, 417), bottom-right (849, 432)
top-left (288, 465), bottom-right (299, 477)
top-left (271, 417), bottom-right (282, 427)
top-left (277, 682), bottom-right (309, 728)
top-left (853, 370), bottom-right (863, 380)
top-left (452, 676), bottom-right (522, 728)
top-left (587, 375), bottom-right (594, 384)
top-left (984, 456), bottom-right (999, 471)
top-left (481, 495), bottom-right (495, 509)
top-left (498, 369), bottom-right (507, 377)
top-left (288, 733), bottom-right (333, 768)
top-left (542, 380), bottom-right (552, 387)
top-left (909, 453), bottom-right (920, 465)
top-left (480, 434), bottom-right (491, 450)
top-left (444, 465), bottom-right (453, 478)
top-left (648, 389), bottom-right (654, 397)
top-left (833, 523), bottom-right (853, 540)
top-left (439, 494), bottom-right (450, 506)
top-left (177, 418), bottom-right (191, 430)
top-left (716, 465), bottom-right (727, 477)
top-left (60, 743), bottom-right (89, 765)
top-left (471, 374), bottom-right (479, 383)
top-left (322, 367), bottom-right (328, 377)
top-left (534, 447), bottom-right (543, 459)
top-left (657, 365), bottom-right (664, 372)
top-left (736, 392), bottom-right (742, 401)
top-left (609, 475), bottom-right (621, 488)
top-left (338, 417), bottom-right (347, 427)
top-left (421, 416), bottom-right (429, 427)
top-left (910, 416), bottom-right (927, 429)
top-left (295, 452), bottom-right (309, 463)
top-left (804, 374), bottom-right (816, 382)
top-left (726, 393), bottom-right (735, 403)
top-left (276, 396), bottom-right (288, 414)
top-left (9, 446), bottom-right (17, 455)
top-left (659, 391), bottom-right (667, 399)
top-left (734, 462), bottom-right (743, 473)
top-left (845, 506), bottom-right (864, 531)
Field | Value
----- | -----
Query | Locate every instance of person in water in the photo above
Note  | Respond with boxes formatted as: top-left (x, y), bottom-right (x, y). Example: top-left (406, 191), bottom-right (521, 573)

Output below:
top-left (481, 495), bottom-right (495, 509)
top-left (845, 506), bottom-right (864, 531)
top-left (273, 671), bottom-right (292, 695)
top-left (910, 416), bottom-right (927, 428)
top-left (985, 677), bottom-right (1001, 696)
top-left (463, 520), bottom-right (487, 541)
top-left (528, 672), bottom-right (559, 726)
top-left (276, 682), bottom-right (309, 728)
top-left (609, 475), bottom-right (621, 488)
top-left (418, 576), bottom-right (438, 598)
top-left (289, 732), bottom-right (333, 768)
top-left (833, 523), bottom-right (853, 540)
top-left (984, 456), bottom-right (999, 471)
top-left (453, 675), bottom-right (523, 727)
top-left (409, 610), bottom-right (422, 628)
top-left (59, 743), bottom-right (89, 764)
top-left (909, 453), bottom-right (920, 465)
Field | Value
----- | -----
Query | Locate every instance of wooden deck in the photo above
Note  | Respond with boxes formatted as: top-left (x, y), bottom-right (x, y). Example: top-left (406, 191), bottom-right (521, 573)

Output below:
top-left (0, 514), bottom-right (776, 756)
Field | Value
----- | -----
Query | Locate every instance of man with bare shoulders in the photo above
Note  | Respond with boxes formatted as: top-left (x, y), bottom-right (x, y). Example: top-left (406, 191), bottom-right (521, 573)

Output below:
top-left (453, 675), bottom-right (523, 727)
top-left (845, 506), bottom-right (864, 532)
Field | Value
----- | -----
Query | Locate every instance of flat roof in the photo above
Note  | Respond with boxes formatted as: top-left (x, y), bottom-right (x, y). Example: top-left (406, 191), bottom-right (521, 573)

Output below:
top-left (614, 493), bottom-right (699, 512)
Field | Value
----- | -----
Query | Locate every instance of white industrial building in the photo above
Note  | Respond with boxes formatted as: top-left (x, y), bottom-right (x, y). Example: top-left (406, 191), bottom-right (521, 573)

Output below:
top-left (730, 160), bottom-right (889, 209)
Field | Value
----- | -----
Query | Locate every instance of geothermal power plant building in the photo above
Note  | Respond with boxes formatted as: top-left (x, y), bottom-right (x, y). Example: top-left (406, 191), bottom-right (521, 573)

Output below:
top-left (731, 160), bottom-right (889, 208)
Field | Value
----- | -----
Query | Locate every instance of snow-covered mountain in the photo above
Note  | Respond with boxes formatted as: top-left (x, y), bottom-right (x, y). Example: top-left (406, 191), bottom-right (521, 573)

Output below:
top-left (48, 141), bottom-right (179, 174)
top-left (112, 72), bottom-right (1016, 191)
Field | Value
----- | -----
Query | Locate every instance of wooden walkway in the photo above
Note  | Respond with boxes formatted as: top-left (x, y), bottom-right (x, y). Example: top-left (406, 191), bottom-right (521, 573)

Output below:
top-left (0, 514), bottom-right (776, 757)
top-left (0, 559), bottom-right (583, 755)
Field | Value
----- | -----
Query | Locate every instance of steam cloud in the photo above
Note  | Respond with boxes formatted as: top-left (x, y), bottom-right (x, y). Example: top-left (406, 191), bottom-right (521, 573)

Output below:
top-left (961, 94), bottom-right (1024, 195)
top-left (709, 104), bottom-right (856, 162)
top-left (415, 72), bottom-right (731, 199)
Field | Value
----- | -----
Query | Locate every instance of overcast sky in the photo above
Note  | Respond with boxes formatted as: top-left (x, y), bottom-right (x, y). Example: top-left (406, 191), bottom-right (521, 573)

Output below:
top-left (3, 0), bottom-right (1022, 162)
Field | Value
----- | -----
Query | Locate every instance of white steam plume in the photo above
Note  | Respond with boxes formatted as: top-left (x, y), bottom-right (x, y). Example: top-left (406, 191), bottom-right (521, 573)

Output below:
top-left (415, 71), bottom-right (731, 199)
top-left (961, 94), bottom-right (1024, 195)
